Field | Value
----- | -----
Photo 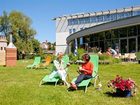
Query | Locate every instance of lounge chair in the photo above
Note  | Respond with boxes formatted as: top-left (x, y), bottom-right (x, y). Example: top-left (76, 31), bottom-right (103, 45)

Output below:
top-left (71, 54), bottom-right (99, 93)
top-left (44, 56), bottom-right (52, 66)
top-left (26, 56), bottom-right (41, 69)
top-left (39, 55), bottom-right (69, 86)
top-left (37, 56), bottom-right (52, 69)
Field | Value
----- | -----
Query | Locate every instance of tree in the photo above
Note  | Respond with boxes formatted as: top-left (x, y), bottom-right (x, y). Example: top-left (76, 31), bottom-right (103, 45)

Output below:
top-left (0, 11), bottom-right (11, 35)
top-left (0, 11), bottom-right (42, 59)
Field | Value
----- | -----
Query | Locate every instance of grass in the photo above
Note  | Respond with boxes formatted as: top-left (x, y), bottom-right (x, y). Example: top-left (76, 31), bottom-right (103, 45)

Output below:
top-left (0, 60), bottom-right (140, 105)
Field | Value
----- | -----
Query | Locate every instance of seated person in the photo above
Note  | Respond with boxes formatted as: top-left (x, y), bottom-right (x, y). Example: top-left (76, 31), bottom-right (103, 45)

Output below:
top-left (70, 53), bottom-right (94, 90)
top-left (110, 48), bottom-right (117, 57)
top-left (49, 52), bottom-right (69, 87)
top-left (106, 47), bottom-right (112, 56)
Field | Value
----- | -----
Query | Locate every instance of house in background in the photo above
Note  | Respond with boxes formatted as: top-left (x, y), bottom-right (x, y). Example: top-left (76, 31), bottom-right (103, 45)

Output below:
top-left (40, 40), bottom-right (55, 54)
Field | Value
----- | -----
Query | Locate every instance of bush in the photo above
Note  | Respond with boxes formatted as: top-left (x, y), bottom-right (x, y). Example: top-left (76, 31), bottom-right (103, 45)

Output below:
top-left (99, 53), bottom-right (121, 64)
top-left (25, 53), bottom-right (34, 59)
top-left (77, 48), bottom-right (86, 59)
top-left (135, 52), bottom-right (140, 60)
top-left (69, 53), bottom-right (78, 63)
top-left (99, 53), bottom-right (111, 60)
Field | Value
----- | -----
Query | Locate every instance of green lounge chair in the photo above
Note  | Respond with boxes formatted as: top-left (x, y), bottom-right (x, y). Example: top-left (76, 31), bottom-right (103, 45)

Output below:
top-left (26, 56), bottom-right (41, 69)
top-left (71, 54), bottom-right (99, 93)
top-left (39, 55), bottom-right (69, 86)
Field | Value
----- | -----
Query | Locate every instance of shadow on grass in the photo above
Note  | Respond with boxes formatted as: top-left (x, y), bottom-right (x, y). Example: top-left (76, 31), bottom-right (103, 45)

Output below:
top-left (104, 91), bottom-right (118, 97)
top-left (67, 86), bottom-right (86, 92)
top-left (104, 91), bottom-right (132, 98)
top-left (40, 81), bottom-right (66, 86)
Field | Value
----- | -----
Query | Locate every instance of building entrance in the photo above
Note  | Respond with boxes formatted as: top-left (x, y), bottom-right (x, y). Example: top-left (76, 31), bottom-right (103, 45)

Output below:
top-left (120, 37), bottom-right (137, 53)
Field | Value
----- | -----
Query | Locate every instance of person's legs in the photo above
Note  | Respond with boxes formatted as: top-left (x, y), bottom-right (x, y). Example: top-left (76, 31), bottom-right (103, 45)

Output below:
top-left (75, 74), bottom-right (85, 86)
top-left (57, 70), bottom-right (69, 87)
top-left (84, 75), bottom-right (92, 80)
top-left (70, 74), bottom-right (92, 90)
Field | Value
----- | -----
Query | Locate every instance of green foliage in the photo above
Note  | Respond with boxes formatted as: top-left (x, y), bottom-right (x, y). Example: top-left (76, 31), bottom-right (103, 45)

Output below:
top-left (0, 11), bottom-right (43, 59)
top-left (25, 53), bottom-right (34, 59)
top-left (69, 53), bottom-right (78, 63)
top-left (99, 53), bottom-right (111, 60)
top-left (111, 58), bottom-right (122, 63)
top-left (99, 53), bottom-right (121, 64)
top-left (77, 48), bottom-right (86, 59)
top-left (135, 52), bottom-right (140, 60)
top-left (0, 11), bottom-right (10, 35)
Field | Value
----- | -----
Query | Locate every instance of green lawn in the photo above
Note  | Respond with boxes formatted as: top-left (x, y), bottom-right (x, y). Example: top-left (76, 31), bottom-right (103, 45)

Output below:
top-left (0, 60), bottom-right (140, 105)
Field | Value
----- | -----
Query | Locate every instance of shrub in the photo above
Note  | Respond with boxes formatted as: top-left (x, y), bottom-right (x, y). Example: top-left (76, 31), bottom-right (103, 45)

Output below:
top-left (99, 53), bottom-right (111, 60)
top-left (135, 52), bottom-right (140, 60)
top-left (77, 48), bottom-right (86, 59)
top-left (99, 53), bottom-right (121, 64)
top-left (69, 53), bottom-right (78, 63)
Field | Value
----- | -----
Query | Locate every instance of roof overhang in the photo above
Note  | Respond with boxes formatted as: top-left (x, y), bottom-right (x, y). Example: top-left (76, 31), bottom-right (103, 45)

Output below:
top-left (66, 15), bottom-right (140, 43)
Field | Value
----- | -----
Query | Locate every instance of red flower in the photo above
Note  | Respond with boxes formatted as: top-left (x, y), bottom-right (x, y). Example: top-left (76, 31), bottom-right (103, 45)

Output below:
top-left (108, 75), bottom-right (135, 91)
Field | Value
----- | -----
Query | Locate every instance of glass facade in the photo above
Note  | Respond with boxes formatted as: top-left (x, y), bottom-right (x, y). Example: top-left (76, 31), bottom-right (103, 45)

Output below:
top-left (70, 25), bottom-right (140, 53)
top-left (68, 11), bottom-right (140, 26)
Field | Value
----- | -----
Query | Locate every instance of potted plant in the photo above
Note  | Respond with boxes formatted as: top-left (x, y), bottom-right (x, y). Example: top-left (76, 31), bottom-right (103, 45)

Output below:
top-left (136, 52), bottom-right (140, 64)
top-left (108, 75), bottom-right (137, 97)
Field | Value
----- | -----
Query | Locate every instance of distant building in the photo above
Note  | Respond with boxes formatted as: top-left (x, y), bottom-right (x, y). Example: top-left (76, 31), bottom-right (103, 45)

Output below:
top-left (0, 35), bottom-right (7, 65)
top-left (0, 35), bottom-right (7, 50)
top-left (40, 41), bottom-right (55, 54)
top-left (40, 41), bottom-right (49, 53)
top-left (54, 6), bottom-right (140, 54)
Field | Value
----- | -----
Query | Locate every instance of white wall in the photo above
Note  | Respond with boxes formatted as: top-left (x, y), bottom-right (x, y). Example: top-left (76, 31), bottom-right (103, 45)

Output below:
top-left (56, 32), bottom-right (69, 54)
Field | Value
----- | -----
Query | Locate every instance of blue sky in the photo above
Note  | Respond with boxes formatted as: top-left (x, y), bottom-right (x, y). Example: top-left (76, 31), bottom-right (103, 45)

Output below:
top-left (0, 0), bottom-right (140, 43)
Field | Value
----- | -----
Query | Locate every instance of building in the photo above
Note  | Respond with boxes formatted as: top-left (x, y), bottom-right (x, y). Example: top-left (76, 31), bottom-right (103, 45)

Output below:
top-left (40, 41), bottom-right (49, 53)
top-left (0, 35), bottom-right (7, 65)
top-left (0, 35), bottom-right (7, 50)
top-left (54, 6), bottom-right (140, 54)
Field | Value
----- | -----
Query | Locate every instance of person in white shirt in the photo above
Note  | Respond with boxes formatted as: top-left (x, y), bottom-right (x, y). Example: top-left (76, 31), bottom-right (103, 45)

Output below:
top-left (49, 52), bottom-right (69, 87)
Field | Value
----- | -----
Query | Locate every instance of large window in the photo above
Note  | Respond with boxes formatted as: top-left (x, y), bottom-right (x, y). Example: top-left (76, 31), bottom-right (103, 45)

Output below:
top-left (83, 36), bottom-right (90, 43)
top-left (112, 30), bottom-right (119, 38)
top-left (68, 10), bottom-right (140, 26)
top-left (128, 26), bottom-right (137, 36)
top-left (112, 39), bottom-right (119, 49)
top-left (138, 25), bottom-right (140, 36)
top-left (138, 36), bottom-right (140, 51)
top-left (110, 14), bottom-right (117, 21)
top-left (98, 32), bottom-right (105, 40)
top-left (104, 14), bottom-right (110, 21)
top-left (97, 15), bottom-right (103, 22)
top-left (118, 28), bottom-right (127, 38)
top-left (105, 31), bottom-right (111, 39)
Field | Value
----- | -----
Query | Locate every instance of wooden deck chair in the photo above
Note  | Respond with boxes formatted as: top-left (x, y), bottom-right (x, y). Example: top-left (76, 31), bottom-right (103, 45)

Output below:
top-left (45, 56), bottom-right (52, 66)
top-left (71, 54), bottom-right (99, 93)
top-left (37, 56), bottom-right (52, 69)
top-left (39, 55), bottom-right (69, 86)
top-left (26, 56), bottom-right (41, 69)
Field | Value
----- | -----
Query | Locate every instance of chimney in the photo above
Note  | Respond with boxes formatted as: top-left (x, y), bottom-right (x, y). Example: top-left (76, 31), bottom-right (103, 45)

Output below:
top-left (6, 34), bottom-right (17, 66)
top-left (7, 34), bottom-right (16, 48)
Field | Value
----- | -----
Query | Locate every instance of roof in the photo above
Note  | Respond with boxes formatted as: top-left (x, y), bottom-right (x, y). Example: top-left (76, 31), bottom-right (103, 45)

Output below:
top-left (53, 6), bottom-right (140, 20)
